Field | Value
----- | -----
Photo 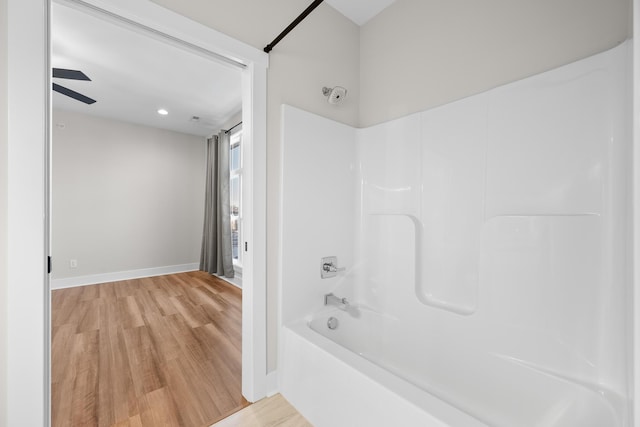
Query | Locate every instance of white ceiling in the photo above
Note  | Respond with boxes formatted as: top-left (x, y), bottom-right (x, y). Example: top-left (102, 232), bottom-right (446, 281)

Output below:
top-left (52, 3), bottom-right (242, 137)
top-left (325, 0), bottom-right (396, 26)
top-left (51, 1), bottom-right (395, 137)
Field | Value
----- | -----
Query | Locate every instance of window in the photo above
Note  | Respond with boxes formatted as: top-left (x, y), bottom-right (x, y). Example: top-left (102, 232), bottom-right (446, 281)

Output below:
top-left (229, 130), bottom-right (242, 268)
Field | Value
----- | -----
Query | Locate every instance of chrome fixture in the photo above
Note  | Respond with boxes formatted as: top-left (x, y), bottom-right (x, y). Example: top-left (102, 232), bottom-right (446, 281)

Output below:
top-left (324, 293), bottom-right (349, 309)
top-left (322, 86), bottom-right (347, 104)
top-left (327, 316), bottom-right (339, 330)
top-left (323, 262), bottom-right (345, 273)
top-left (321, 256), bottom-right (345, 279)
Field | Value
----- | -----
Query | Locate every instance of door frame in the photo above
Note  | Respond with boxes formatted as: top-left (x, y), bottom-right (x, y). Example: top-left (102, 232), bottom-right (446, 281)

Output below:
top-left (6, 0), bottom-right (268, 424)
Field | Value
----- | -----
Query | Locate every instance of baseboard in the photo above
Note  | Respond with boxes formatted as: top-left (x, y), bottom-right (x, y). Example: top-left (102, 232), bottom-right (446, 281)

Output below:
top-left (218, 275), bottom-right (243, 289)
top-left (50, 263), bottom-right (200, 289)
top-left (266, 370), bottom-right (279, 397)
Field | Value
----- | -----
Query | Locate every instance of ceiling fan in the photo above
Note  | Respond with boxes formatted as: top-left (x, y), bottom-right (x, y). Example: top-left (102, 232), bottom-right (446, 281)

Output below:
top-left (52, 68), bottom-right (96, 105)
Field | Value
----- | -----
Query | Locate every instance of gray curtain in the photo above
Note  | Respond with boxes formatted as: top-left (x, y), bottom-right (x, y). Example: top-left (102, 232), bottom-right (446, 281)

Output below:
top-left (200, 131), bottom-right (234, 278)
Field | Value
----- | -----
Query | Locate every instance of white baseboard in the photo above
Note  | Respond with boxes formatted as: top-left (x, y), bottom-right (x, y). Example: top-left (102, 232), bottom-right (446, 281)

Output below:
top-left (218, 275), bottom-right (243, 289)
top-left (50, 263), bottom-right (200, 289)
top-left (266, 370), bottom-right (279, 397)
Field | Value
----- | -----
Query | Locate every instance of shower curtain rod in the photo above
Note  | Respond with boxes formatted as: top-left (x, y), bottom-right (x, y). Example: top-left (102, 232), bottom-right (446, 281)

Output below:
top-left (263, 0), bottom-right (324, 53)
top-left (224, 121), bottom-right (243, 134)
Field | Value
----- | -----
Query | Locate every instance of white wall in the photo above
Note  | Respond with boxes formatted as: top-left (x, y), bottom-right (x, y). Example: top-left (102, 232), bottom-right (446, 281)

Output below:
top-left (359, 0), bottom-right (632, 127)
top-left (0, 0), bottom-right (7, 422)
top-left (52, 109), bottom-right (206, 282)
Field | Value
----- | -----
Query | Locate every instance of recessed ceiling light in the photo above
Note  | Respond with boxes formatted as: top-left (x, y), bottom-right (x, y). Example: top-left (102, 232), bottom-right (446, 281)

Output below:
top-left (157, 108), bottom-right (169, 116)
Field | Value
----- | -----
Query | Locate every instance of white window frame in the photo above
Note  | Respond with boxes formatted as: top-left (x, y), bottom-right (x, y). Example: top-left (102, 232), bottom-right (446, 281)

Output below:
top-left (229, 129), bottom-right (243, 271)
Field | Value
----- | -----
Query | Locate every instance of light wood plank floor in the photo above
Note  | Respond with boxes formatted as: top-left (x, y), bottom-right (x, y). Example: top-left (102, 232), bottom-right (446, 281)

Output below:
top-left (210, 394), bottom-right (312, 427)
top-left (51, 271), bottom-right (249, 427)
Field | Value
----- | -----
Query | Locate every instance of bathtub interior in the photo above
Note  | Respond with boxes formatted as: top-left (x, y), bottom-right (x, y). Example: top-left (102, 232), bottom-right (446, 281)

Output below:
top-left (308, 306), bottom-right (624, 426)
top-left (280, 42), bottom-right (632, 426)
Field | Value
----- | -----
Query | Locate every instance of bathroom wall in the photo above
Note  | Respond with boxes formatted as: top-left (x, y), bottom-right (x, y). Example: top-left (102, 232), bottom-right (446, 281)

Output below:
top-left (359, 0), bottom-right (632, 127)
top-left (52, 109), bottom-right (206, 284)
top-left (280, 105), bottom-right (357, 325)
top-left (281, 42), bottom-right (631, 423)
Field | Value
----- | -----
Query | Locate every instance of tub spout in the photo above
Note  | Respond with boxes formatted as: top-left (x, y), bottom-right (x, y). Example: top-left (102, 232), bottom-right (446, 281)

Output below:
top-left (324, 293), bottom-right (349, 308)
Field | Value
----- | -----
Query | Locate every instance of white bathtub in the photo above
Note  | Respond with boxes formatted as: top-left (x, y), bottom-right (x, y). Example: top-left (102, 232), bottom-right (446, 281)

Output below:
top-left (280, 306), bottom-right (624, 427)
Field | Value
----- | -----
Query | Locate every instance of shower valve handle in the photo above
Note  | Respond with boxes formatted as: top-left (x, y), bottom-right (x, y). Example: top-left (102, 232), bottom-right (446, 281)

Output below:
top-left (322, 262), bottom-right (345, 273)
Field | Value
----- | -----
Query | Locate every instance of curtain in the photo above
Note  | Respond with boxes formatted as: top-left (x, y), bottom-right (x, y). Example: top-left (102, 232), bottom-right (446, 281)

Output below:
top-left (200, 131), bottom-right (234, 278)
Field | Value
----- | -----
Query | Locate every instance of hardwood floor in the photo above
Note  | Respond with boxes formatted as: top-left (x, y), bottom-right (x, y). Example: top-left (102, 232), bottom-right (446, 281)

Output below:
top-left (51, 271), bottom-right (249, 427)
top-left (210, 394), bottom-right (312, 427)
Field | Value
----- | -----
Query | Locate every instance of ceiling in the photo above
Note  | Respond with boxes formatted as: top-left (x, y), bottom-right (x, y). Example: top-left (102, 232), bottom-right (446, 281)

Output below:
top-left (325, 0), bottom-right (396, 26)
top-left (51, 1), bottom-right (395, 137)
top-left (52, 3), bottom-right (242, 137)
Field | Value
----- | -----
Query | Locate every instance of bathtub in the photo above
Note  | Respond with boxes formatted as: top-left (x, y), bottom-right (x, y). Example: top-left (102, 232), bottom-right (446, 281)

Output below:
top-left (279, 306), bottom-right (623, 427)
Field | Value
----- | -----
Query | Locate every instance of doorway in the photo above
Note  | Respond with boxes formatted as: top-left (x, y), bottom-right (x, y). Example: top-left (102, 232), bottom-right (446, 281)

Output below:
top-left (5, 0), bottom-right (268, 424)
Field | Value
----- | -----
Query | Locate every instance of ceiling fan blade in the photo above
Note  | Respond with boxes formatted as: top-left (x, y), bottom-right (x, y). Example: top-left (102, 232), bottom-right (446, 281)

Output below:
top-left (52, 68), bottom-right (91, 81)
top-left (53, 83), bottom-right (96, 105)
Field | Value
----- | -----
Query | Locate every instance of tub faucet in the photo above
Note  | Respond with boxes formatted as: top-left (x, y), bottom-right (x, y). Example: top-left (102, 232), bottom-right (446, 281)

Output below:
top-left (324, 293), bottom-right (349, 309)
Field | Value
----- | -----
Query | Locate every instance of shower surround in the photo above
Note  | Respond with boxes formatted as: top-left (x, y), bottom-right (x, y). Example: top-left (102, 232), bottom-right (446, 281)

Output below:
top-left (279, 42), bottom-right (632, 426)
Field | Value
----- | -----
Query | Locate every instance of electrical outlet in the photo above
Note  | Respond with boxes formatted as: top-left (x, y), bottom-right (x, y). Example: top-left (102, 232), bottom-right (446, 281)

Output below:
top-left (69, 259), bottom-right (78, 269)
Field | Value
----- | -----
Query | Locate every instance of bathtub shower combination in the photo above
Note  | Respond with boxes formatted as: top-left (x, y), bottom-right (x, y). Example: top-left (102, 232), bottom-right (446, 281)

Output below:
top-left (280, 42), bottom-right (632, 427)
